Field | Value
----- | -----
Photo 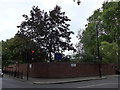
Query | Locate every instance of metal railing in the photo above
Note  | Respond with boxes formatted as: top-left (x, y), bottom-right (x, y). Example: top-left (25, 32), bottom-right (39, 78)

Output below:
top-left (3, 70), bottom-right (23, 79)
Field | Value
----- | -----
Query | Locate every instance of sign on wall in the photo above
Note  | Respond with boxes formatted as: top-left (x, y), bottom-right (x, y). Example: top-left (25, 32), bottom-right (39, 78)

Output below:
top-left (71, 63), bottom-right (76, 67)
top-left (55, 53), bottom-right (63, 60)
top-left (29, 64), bottom-right (32, 69)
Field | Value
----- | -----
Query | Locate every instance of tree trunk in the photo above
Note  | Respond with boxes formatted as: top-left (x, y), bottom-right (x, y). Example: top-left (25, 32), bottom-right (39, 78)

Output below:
top-left (49, 52), bottom-right (52, 62)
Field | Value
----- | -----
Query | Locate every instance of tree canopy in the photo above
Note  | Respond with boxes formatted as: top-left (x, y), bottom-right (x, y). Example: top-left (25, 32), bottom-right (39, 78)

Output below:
top-left (76, 1), bottom-right (120, 63)
top-left (2, 34), bottom-right (49, 67)
top-left (2, 5), bottom-right (76, 66)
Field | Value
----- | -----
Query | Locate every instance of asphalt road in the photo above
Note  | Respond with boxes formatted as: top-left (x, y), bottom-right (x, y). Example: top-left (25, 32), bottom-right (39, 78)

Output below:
top-left (2, 75), bottom-right (119, 88)
top-left (0, 78), bottom-right (2, 90)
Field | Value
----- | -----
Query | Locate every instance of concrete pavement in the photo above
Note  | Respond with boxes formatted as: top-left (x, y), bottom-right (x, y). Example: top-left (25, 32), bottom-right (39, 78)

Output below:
top-left (4, 74), bottom-right (116, 85)
top-left (33, 76), bottom-right (107, 84)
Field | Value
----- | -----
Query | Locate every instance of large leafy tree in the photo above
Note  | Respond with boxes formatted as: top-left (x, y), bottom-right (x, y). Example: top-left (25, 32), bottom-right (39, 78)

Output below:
top-left (77, 9), bottom-right (102, 62)
top-left (77, 1), bottom-right (120, 63)
top-left (11, 34), bottom-right (39, 63)
top-left (2, 34), bottom-right (46, 67)
top-left (101, 1), bottom-right (120, 63)
top-left (2, 39), bottom-right (16, 67)
top-left (102, 1), bottom-right (120, 42)
top-left (17, 5), bottom-right (76, 62)
top-left (100, 41), bottom-right (118, 63)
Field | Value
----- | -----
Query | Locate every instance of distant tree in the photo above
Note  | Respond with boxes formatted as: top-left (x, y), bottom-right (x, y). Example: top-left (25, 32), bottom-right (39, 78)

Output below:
top-left (17, 5), bottom-right (76, 62)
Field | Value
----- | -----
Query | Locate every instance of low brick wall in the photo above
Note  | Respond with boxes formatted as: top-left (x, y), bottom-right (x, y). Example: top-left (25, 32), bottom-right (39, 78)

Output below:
top-left (4, 62), bottom-right (119, 78)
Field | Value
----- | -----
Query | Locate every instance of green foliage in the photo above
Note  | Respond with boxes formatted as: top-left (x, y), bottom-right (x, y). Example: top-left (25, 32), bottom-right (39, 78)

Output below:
top-left (2, 34), bottom-right (48, 67)
top-left (2, 5), bottom-right (76, 66)
top-left (2, 39), bottom-right (15, 67)
top-left (17, 5), bottom-right (76, 62)
top-left (102, 2), bottom-right (120, 42)
top-left (100, 41), bottom-right (118, 63)
top-left (76, 1), bottom-right (120, 63)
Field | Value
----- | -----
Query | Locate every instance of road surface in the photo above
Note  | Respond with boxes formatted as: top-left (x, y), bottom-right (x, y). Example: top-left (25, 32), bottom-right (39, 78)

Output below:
top-left (2, 75), bottom-right (119, 88)
top-left (0, 78), bottom-right (2, 90)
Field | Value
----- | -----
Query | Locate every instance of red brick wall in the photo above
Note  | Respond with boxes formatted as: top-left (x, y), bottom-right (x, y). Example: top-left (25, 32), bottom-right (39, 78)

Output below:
top-left (101, 64), bottom-right (117, 75)
top-left (5, 62), bottom-right (119, 78)
top-left (19, 64), bottom-right (27, 76)
top-left (48, 63), bottom-right (99, 78)
top-left (29, 63), bottom-right (50, 77)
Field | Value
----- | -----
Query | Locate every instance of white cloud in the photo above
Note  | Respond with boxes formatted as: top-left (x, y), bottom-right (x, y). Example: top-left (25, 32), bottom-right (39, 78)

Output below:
top-left (0, 0), bottom-right (108, 41)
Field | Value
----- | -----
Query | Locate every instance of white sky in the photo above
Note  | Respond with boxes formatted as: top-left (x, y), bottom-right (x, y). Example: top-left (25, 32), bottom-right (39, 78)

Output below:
top-left (0, 0), bottom-right (113, 55)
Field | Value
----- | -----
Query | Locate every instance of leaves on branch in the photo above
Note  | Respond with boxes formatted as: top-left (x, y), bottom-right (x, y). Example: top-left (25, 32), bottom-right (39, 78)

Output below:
top-left (17, 5), bottom-right (76, 62)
